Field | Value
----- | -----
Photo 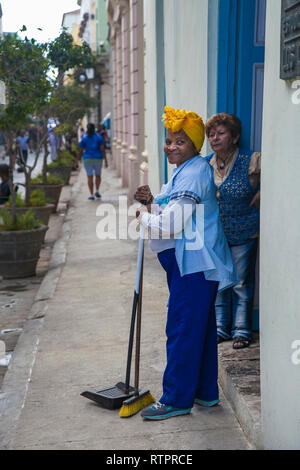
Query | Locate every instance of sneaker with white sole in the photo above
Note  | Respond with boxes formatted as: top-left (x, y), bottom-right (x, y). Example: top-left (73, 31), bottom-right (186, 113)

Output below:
top-left (88, 195), bottom-right (95, 200)
top-left (140, 401), bottom-right (191, 420)
top-left (95, 191), bottom-right (101, 198)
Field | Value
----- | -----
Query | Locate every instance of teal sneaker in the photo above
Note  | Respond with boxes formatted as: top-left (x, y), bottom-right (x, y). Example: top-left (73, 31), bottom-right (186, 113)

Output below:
top-left (141, 401), bottom-right (191, 420)
top-left (194, 398), bottom-right (219, 407)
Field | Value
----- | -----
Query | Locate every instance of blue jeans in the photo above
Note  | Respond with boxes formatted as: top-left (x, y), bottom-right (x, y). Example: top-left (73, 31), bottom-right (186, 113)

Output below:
top-left (215, 238), bottom-right (258, 341)
top-left (157, 249), bottom-right (219, 408)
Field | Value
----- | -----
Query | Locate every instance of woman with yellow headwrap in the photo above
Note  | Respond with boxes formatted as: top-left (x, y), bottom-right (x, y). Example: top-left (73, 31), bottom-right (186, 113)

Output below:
top-left (134, 106), bottom-right (237, 421)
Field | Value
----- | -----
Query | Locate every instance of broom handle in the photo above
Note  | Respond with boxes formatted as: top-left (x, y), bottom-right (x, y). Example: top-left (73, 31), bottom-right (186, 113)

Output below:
top-left (134, 242), bottom-right (144, 394)
top-left (124, 226), bottom-right (145, 394)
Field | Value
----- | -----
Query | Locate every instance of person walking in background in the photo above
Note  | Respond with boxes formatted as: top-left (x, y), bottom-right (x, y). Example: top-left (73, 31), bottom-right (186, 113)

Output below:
top-left (48, 130), bottom-right (58, 162)
top-left (134, 106), bottom-right (237, 420)
top-left (97, 125), bottom-right (108, 147)
top-left (0, 164), bottom-right (10, 205)
top-left (205, 113), bottom-right (261, 349)
top-left (16, 129), bottom-right (31, 172)
top-left (80, 127), bottom-right (85, 139)
top-left (79, 123), bottom-right (108, 200)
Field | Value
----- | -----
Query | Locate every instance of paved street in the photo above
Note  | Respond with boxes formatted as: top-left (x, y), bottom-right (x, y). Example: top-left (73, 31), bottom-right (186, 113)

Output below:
top-left (0, 163), bottom-right (252, 450)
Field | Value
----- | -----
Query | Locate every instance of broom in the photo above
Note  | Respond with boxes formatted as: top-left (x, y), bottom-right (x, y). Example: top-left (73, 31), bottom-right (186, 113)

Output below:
top-left (119, 225), bottom-right (155, 417)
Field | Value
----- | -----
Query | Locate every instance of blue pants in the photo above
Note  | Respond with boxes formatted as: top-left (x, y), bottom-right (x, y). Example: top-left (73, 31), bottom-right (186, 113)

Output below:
top-left (215, 238), bottom-right (258, 340)
top-left (157, 249), bottom-right (219, 409)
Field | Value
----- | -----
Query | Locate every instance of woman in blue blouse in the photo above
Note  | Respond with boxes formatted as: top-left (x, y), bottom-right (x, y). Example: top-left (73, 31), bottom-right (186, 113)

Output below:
top-left (134, 106), bottom-right (237, 420)
top-left (79, 123), bottom-right (108, 200)
top-left (205, 113), bottom-right (260, 350)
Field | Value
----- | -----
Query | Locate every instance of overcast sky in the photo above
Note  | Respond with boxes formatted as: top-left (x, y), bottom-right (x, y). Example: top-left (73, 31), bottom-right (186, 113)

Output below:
top-left (1, 0), bottom-right (80, 43)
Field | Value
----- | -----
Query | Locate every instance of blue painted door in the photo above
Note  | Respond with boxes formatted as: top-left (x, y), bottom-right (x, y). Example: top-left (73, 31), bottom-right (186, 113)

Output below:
top-left (217, 0), bottom-right (266, 151)
top-left (217, 0), bottom-right (266, 331)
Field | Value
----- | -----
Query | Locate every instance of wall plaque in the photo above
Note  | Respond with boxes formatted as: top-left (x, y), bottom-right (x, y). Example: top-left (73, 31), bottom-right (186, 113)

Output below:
top-left (280, 0), bottom-right (300, 79)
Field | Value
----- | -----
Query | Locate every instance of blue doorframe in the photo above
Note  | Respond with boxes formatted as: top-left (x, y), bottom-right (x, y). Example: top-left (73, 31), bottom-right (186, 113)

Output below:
top-left (217, 0), bottom-right (266, 331)
top-left (217, 0), bottom-right (266, 151)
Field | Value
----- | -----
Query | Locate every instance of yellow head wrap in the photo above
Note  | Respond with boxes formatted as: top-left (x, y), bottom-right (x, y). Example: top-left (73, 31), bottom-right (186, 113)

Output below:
top-left (162, 106), bottom-right (205, 152)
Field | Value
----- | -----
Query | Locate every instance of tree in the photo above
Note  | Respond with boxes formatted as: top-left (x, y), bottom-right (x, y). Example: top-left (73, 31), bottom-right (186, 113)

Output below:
top-left (0, 29), bottom-right (97, 219)
top-left (0, 33), bottom-right (52, 213)
top-left (48, 30), bottom-right (96, 86)
top-left (50, 84), bottom-right (97, 139)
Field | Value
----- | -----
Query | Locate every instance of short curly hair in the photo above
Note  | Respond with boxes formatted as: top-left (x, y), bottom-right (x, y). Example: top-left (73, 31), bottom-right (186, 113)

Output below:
top-left (205, 113), bottom-right (242, 140)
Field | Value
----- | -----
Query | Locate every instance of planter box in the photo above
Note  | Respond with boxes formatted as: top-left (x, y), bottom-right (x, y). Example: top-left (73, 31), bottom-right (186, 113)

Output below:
top-left (29, 184), bottom-right (63, 213)
top-left (13, 204), bottom-right (54, 226)
top-left (47, 166), bottom-right (73, 185)
top-left (0, 226), bottom-right (48, 279)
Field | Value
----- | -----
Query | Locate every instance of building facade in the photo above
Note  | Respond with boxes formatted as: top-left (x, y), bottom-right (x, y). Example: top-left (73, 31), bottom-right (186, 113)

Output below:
top-left (62, 1), bottom-right (111, 129)
top-left (107, 0), bottom-right (300, 449)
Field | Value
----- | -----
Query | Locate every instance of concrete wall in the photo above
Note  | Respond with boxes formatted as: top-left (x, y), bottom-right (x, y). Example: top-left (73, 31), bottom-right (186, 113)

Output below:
top-left (260, 0), bottom-right (300, 450)
top-left (163, 0), bottom-right (209, 176)
top-left (143, 0), bottom-right (165, 195)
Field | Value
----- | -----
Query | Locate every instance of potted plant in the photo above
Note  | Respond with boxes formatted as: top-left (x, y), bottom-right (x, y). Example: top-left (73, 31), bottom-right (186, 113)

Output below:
top-left (0, 209), bottom-right (48, 279)
top-left (5, 189), bottom-right (54, 227)
top-left (0, 29), bottom-right (96, 279)
top-left (47, 148), bottom-right (77, 184)
top-left (30, 173), bottom-right (64, 213)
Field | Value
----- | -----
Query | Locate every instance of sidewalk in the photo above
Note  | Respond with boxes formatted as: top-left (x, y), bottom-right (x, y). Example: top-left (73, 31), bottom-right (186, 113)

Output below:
top-left (0, 164), bottom-right (254, 450)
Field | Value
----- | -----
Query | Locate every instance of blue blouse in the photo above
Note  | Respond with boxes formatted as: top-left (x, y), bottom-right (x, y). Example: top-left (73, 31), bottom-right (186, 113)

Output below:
top-left (79, 134), bottom-right (105, 160)
top-left (142, 155), bottom-right (238, 291)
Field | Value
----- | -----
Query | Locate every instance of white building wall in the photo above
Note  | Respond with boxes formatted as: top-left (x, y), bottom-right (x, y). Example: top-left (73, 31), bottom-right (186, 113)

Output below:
top-left (143, 0), bottom-right (163, 195)
top-left (145, 0), bottom-right (210, 190)
top-left (163, 0), bottom-right (208, 120)
top-left (163, 0), bottom-right (209, 176)
top-left (260, 0), bottom-right (300, 450)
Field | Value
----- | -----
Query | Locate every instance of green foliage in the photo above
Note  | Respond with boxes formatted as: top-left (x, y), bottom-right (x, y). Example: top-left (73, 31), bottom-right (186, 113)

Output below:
top-left (31, 173), bottom-right (64, 185)
top-left (29, 189), bottom-right (47, 207)
top-left (50, 84), bottom-right (97, 129)
top-left (0, 208), bottom-right (42, 231)
top-left (6, 189), bottom-right (47, 207)
top-left (48, 149), bottom-right (76, 167)
top-left (0, 34), bottom-right (52, 132)
top-left (6, 192), bottom-right (26, 207)
top-left (48, 30), bottom-right (96, 76)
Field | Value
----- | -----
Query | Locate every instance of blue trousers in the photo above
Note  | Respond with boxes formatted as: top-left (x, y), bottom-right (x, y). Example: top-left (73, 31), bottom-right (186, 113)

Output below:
top-left (215, 238), bottom-right (258, 340)
top-left (157, 249), bottom-right (219, 409)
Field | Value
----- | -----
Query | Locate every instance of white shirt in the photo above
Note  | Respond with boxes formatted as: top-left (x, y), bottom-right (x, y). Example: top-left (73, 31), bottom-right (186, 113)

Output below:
top-left (141, 198), bottom-right (195, 253)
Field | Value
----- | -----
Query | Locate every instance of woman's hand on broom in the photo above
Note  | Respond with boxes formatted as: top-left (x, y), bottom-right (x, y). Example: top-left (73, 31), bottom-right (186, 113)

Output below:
top-left (134, 185), bottom-right (153, 205)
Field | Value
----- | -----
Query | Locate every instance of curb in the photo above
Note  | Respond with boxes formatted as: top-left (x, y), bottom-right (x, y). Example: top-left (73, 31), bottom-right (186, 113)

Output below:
top-left (0, 170), bottom-right (82, 450)
top-left (218, 357), bottom-right (263, 449)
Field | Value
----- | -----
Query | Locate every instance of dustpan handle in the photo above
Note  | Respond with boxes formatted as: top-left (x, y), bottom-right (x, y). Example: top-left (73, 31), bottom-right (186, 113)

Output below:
top-left (135, 225), bottom-right (144, 294)
top-left (124, 225), bottom-right (145, 394)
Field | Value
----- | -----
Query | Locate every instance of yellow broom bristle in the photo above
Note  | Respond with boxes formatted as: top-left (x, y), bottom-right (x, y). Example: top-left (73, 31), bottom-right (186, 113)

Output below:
top-left (119, 392), bottom-right (155, 418)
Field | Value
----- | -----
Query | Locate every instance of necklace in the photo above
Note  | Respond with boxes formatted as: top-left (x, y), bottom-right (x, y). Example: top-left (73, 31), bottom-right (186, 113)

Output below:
top-left (217, 150), bottom-right (236, 171)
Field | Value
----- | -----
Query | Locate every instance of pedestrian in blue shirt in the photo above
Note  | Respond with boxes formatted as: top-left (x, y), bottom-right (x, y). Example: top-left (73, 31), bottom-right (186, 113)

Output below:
top-left (79, 123), bottom-right (108, 200)
top-left (134, 106), bottom-right (237, 420)
top-left (16, 130), bottom-right (32, 172)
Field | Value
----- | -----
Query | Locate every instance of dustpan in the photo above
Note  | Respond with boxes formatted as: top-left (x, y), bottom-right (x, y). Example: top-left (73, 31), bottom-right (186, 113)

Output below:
top-left (81, 226), bottom-right (145, 409)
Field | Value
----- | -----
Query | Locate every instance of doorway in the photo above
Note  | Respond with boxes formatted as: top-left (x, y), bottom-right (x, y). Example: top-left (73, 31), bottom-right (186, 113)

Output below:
top-left (217, 0), bottom-right (266, 330)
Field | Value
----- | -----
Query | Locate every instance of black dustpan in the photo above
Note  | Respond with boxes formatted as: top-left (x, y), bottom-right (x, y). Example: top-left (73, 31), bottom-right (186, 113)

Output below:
top-left (81, 382), bottom-right (135, 410)
top-left (81, 227), bottom-right (145, 410)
